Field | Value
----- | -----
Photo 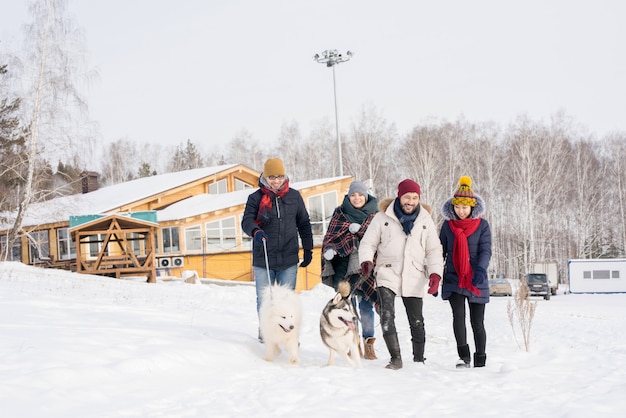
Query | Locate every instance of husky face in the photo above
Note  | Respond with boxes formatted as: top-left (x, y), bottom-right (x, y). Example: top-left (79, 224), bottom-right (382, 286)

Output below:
top-left (322, 293), bottom-right (358, 331)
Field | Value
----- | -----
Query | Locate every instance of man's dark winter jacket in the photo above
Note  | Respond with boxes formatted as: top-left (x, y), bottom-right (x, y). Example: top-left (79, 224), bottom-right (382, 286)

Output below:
top-left (241, 182), bottom-right (313, 271)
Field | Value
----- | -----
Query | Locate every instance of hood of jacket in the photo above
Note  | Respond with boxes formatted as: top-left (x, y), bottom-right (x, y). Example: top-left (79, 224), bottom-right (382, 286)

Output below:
top-left (440, 193), bottom-right (486, 220)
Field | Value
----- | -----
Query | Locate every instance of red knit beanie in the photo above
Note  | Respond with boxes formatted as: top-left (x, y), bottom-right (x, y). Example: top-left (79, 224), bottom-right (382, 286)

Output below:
top-left (397, 179), bottom-right (421, 198)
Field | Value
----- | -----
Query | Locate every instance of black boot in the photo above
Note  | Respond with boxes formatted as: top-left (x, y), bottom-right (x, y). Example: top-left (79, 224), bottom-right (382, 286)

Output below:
top-left (410, 325), bottom-right (426, 363)
top-left (383, 333), bottom-right (403, 370)
top-left (456, 344), bottom-right (471, 368)
top-left (412, 341), bottom-right (425, 363)
top-left (474, 353), bottom-right (486, 368)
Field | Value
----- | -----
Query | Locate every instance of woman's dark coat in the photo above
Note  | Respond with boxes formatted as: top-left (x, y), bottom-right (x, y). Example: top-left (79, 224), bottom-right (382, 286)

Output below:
top-left (439, 194), bottom-right (492, 304)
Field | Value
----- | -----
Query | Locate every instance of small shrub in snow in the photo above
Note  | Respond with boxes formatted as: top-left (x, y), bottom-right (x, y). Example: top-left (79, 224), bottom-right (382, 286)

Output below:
top-left (507, 277), bottom-right (537, 352)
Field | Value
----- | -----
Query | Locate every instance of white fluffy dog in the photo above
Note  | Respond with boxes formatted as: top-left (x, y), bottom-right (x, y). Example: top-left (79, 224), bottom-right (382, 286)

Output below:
top-left (259, 284), bottom-right (302, 364)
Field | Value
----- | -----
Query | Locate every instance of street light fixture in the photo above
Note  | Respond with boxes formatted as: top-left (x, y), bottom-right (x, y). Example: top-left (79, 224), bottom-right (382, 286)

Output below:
top-left (313, 49), bottom-right (353, 177)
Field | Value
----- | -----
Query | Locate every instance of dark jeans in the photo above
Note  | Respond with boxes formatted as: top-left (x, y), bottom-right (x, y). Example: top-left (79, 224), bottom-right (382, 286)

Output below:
top-left (378, 286), bottom-right (425, 343)
top-left (448, 291), bottom-right (486, 354)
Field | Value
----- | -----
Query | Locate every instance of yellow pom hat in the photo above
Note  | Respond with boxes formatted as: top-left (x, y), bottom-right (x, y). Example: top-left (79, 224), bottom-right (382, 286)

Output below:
top-left (451, 175), bottom-right (477, 207)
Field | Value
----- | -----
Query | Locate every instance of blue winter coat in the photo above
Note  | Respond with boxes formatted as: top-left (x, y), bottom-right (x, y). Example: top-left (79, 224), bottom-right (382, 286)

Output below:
top-left (439, 194), bottom-right (492, 304)
top-left (241, 177), bottom-right (313, 270)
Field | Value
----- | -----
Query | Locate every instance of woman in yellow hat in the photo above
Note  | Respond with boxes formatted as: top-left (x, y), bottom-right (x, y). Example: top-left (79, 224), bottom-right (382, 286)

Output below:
top-left (439, 176), bottom-right (492, 368)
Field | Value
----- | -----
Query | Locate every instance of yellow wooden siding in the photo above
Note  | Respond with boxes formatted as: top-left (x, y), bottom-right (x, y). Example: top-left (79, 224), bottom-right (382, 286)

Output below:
top-left (156, 248), bottom-right (322, 292)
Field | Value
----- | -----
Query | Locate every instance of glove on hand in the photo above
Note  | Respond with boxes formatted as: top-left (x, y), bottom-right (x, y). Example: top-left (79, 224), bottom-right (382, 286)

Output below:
top-left (348, 223), bottom-right (361, 234)
top-left (360, 261), bottom-right (374, 278)
top-left (428, 273), bottom-right (441, 297)
top-left (323, 248), bottom-right (336, 261)
top-left (253, 229), bottom-right (268, 244)
top-left (300, 249), bottom-right (313, 267)
top-left (472, 266), bottom-right (487, 286)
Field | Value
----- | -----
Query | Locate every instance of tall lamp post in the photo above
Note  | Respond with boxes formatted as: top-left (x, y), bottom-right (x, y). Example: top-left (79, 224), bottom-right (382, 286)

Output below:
top-left (313, 49), bottom-right (353, 177)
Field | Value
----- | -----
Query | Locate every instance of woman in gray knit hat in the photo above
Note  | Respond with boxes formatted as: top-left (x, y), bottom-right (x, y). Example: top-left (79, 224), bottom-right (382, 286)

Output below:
top-left (321, 180), bottom-right (379, 360)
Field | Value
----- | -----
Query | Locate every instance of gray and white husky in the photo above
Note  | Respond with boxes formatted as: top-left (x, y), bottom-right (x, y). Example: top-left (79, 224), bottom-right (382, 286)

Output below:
top-left (320, 281), bottom-right (362, 368)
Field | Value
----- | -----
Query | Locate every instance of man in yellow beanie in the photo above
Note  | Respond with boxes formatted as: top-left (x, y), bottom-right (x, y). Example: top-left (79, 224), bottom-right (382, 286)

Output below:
top-left (241, 157), bottom-right (314, 343)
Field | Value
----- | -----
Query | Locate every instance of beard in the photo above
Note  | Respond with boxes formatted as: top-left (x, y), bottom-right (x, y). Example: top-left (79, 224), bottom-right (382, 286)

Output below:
top-left (401, 203), bottom-right (417, 215)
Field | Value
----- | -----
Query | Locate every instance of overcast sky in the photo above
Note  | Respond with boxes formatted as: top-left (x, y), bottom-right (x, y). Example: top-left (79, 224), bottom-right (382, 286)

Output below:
top-left (2, 0), bottom-right (625, 150)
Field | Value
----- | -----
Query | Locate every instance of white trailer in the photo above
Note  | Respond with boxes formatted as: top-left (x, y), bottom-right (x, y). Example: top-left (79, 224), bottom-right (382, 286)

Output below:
top-left (568, 258), bottom-right (626, 294)
top-left (533, 261), bottom-right (559, 295)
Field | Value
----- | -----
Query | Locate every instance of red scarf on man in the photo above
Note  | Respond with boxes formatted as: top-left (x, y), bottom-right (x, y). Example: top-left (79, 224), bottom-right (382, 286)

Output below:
top-left (449, 218), bottom-right (481, 296)
top-left (255, 179), bottom-right (290, 226)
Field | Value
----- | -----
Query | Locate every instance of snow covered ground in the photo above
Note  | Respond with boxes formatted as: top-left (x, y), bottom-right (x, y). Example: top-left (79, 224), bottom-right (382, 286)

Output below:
top-left (1, 262), bottom-right (625, 417)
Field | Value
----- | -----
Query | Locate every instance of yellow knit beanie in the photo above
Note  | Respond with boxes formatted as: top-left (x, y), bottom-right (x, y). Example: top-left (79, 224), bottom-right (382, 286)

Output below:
top-left (451, 175), bottom-right (477, 207)
top-left (263, 158), bottom-right (285, 177)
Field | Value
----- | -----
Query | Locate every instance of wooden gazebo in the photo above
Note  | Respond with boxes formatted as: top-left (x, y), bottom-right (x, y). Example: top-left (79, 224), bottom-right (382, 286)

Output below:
top-left (70, 213), bottom-right (159, 283)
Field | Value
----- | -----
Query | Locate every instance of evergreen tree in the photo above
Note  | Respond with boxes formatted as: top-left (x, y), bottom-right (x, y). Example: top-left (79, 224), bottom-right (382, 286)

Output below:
top-left (0, 64), bottom-right (27, 212)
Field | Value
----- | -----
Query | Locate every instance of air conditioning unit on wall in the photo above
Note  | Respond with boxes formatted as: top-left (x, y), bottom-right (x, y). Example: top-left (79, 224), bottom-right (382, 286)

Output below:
top-left (157, 257), bottom-right (171, 268)
top-left (172, 256), bottom-right (184, 267)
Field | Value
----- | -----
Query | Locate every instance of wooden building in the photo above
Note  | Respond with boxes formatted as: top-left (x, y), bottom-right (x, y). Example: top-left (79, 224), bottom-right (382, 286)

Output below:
top-left (0, 164), bottom-right (354, 291)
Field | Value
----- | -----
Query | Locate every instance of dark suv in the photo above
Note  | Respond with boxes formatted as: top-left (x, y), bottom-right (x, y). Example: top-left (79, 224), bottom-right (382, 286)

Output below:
top-left (525, 273), bottom-right (551, 300)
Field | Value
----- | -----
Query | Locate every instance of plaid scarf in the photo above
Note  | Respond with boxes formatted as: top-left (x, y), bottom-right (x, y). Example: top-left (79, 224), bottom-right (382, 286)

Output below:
top-left (323, 195), bottom-right (378, 257)
top-left (255, 179), bottom-right (290, 226)
top-left (449, 218), bottom-right (481, 295)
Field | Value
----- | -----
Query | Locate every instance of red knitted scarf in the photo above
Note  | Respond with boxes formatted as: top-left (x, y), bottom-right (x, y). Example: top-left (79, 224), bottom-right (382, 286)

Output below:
top-left (449, 218), bottom-right (481, 296)
top-left (255, 179), bottom-right (290, 226)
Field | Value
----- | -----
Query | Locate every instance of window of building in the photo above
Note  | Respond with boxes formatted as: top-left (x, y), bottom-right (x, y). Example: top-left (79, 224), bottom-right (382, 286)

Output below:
top-left (161, 227), bottom-right (180, 253)
top-left (308, 191), bottom-right (338, 243)
top-left (129, 232), bottom-right (148, 256)
top-left (1, 234), bottom-right (21, 261)
top-left (593, 270), bottom-right (611, 279)
top-left (583, 269), bottom-right (621, 280)
top-left (209, 179), bottom-right (228, 194)
top-left (235, 179), bottom-right (253, 191)
top-left (57, 228), bottom-right (76, 260)
top-left (206, 217), bottom-right (237, 250)
top-left (87, 234), bottom-right (105, 259)
top-left (28, 230), bottom-right (50, 263)
top-left (239, 214), bottom-right (251, 249)
top-left (185, 225), bottom-right (202, 252)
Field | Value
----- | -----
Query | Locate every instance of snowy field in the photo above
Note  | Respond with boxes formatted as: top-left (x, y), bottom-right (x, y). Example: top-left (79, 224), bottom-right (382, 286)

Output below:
top-left (1, 262), bottom-right (625, 417)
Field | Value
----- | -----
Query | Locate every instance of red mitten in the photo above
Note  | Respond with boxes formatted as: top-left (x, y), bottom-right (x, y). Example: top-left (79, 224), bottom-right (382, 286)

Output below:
top-left (360, 261), bottom-right (374, 277)
top-left (428, 273), bottom-right (441, 297)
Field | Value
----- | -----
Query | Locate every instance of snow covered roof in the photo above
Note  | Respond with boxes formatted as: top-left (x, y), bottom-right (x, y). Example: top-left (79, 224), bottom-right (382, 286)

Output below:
top-left (0, 171), bottom-right (350, 229)
top-left (0, 165), bottom-right (239, 230)
top-left (157, 176), bottom-right (348, 222)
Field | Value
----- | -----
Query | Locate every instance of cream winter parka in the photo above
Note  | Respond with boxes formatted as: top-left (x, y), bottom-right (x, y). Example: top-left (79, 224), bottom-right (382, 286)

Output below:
top-left (359, 197), bottom-right (444, 298)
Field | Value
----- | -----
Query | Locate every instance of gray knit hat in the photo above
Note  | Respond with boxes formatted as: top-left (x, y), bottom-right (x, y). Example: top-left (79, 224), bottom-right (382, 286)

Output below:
top-left (348, 181), bottom-right (368, 198)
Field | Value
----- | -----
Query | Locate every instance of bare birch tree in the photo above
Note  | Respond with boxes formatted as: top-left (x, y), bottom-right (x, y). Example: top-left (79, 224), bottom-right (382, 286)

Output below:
top-left (303, 118), bottom-right (336, 181)
top-left (4, 0), bottom-right (94, 257)
top-left (225, 129), bottom-right (265, 171)
top-left (100, 138), bottom-right (139, 185)
top-left (276, 121), bottom-right (305, 181)
top-left (344, 105), bottom-right (397, 197)
top-left (603, 134), bottom-right (626, 256)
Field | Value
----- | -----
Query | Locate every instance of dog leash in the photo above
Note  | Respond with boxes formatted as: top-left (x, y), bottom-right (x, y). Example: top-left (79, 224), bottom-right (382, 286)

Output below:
top-left (349, 271), bottom-right (371, 299)
top-left (262, 237), bottom-right (273, 297)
